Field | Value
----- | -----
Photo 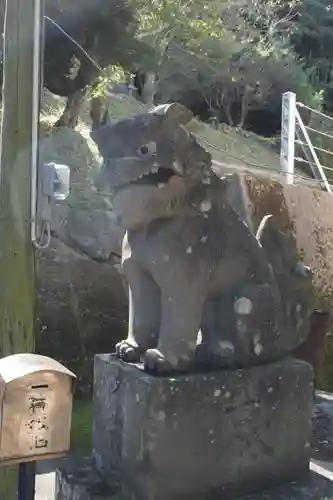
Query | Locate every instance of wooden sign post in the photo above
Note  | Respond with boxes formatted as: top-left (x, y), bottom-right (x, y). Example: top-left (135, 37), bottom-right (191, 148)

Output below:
top-left (0, 0), bottom-right (44, 497)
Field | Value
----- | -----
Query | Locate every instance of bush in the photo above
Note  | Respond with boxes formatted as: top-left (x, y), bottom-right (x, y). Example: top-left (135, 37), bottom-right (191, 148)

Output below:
top-left (136, 0), bottom-right (318, 136)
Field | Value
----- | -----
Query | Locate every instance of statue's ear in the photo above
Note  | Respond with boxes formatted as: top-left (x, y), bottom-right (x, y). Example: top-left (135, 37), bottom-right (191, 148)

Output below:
top-left (150, 102), bottom-right (193, 126)
top-left (90, 97), bottom-right (111, 131)
top-left (90, 97), bottom-right (113, 157)
top-left (90, 123), bottom-right (113, 159)
top-left (101, 109), bottom-right (110, 126)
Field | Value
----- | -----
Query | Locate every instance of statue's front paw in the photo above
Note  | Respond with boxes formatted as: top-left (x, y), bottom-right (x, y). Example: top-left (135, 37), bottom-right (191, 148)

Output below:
top-left (143, 349), bottom-right (192, 375)
top-left (143, 349), bottom-right (171, 374)
top-left (115, 341), bottom-right (141, 362)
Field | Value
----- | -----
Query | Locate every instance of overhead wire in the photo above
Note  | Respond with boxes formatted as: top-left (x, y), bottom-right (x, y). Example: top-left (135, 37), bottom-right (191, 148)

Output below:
top-left (295, 102), bottom-right (333, 184)
top-left (297, 101), bottom-right (333, 124)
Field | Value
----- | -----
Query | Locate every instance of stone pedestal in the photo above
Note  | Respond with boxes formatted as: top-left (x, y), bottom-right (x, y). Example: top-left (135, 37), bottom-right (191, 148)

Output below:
top-left (93, 355), bottom-right (313, 500)
top-left (55, 457), bottom-right (117, 500)
top-left (54, 456), bottom-right (333, 500)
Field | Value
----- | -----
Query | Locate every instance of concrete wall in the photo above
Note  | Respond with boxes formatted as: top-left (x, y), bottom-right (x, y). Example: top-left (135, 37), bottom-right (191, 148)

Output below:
top-left (227, 173), bottom-right (333, 312)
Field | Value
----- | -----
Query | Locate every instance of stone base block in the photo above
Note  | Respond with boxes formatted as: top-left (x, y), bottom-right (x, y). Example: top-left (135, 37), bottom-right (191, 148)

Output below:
top-left (54, 457), bottom-right (333, 500)
top-left (55, 457), bottom-right (118, 500)
top-left (93, 355), bottom-right (313, 500)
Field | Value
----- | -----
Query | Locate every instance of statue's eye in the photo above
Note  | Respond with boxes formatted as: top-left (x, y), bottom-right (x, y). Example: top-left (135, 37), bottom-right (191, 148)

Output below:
top-left (138, 141), bottom-right (157, 157)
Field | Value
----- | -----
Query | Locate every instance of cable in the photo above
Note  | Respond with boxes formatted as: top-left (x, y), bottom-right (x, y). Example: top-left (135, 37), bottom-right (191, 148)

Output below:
top-left (33, 221), bottom-right (52, 249)
top-left (305, 125), bottom-right (333, 142)
top-left (297, 101), bottom-right (333, 124)
top-left (295, 139), bottom-right (333, 158)
top-left (193, 132), bottom-right (331, 187)
top-left (44, 16), bottom-right (103, 72)
top-left (294, 156), bottom-right (333, 177)
top-left (214, 160), bottom-right (331, 188)
top-left (32, 17), bottom-right (106, 250)
top-left (192, 132), bottom-right (278, 170)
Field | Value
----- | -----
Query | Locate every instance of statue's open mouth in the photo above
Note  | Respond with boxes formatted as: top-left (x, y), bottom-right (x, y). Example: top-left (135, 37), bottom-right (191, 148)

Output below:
top-left (96, 155), bottom-right (184, 195)
top-left (128, 166), bottom-right (176, 186)
top-left (113, 164), bottom-right (179, 193)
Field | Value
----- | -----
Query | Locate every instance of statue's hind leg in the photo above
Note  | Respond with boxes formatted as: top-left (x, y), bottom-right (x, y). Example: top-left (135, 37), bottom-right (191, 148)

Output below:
top-left (198, 297), bottom-right (237, 367)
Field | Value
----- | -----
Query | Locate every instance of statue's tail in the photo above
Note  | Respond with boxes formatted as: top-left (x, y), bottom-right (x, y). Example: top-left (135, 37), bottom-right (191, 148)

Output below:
top-left (255, 214), bottom-right (273, 244)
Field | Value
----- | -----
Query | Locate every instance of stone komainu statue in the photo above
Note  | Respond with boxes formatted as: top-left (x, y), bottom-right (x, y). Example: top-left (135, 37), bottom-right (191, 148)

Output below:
top-left (63, 102), bottom-right (314, 374)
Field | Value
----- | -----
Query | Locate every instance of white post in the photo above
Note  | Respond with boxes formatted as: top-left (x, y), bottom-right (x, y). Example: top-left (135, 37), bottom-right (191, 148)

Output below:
top-left (280, 91), bottom-right (296, 184)
top-left (30, 0), bottom-right (44, 245)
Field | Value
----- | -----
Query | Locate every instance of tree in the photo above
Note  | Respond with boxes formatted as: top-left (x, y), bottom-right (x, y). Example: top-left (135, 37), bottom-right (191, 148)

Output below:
top-left (287, 0), bottom-right (333, 109)
top-left (127, 0), bottom-right (317, 134)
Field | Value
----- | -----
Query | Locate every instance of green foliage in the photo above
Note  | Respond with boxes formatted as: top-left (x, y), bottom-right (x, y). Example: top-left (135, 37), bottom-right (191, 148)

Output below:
top-left (91, 65), bottom-right (129, 98)
top-left (0, 467), bottom-right (18, 500)
top-left (232, 0), bottom-right (333, 110)
top-left (71, 397), bottom-right (92, 452)
top-left (80, 0), bottom-right (329, 132)
top-left (288, 0), bottom-right (333, 108)
top-left (120, 0), bottom-right (316, 131)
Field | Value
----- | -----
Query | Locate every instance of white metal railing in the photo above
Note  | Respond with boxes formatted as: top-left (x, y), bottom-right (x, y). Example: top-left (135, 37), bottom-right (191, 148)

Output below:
top-left (280, 91), bottom-right (333, 193)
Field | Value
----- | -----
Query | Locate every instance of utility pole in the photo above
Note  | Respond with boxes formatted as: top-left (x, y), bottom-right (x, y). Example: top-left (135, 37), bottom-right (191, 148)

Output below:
top-left (0, 0), bottom-right (43, 497)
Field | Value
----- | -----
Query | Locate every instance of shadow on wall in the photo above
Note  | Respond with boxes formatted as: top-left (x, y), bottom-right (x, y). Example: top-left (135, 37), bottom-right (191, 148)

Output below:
top-left (36, 239), bottom-right (127, 394)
